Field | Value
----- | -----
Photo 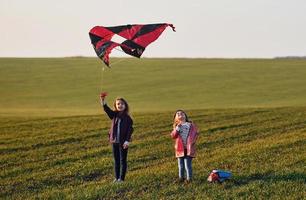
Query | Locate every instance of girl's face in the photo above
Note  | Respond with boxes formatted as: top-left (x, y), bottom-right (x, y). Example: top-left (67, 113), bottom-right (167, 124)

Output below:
top-left (175, 111), bottom-right (186, 123)
top-left (115, 100), bottom-right (126, 112)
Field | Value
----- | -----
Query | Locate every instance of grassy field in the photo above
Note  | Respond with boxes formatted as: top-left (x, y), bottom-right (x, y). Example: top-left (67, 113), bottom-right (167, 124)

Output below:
top-left (0, 58), bottom-right (306, 116)
top-left (1, 108), bottom-right (305, 199)
top-left (0, 58), bottom-right (306, 199)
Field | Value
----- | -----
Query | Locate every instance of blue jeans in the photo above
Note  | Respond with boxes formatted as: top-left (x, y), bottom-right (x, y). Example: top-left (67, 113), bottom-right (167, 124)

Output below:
top-left (112, 143), bottom-right (128, 181)
top-left (178, 156), bottom-right (193, 180)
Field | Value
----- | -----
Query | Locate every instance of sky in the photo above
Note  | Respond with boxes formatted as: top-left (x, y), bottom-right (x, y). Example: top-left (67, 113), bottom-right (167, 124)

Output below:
top-left (1, 0), bottom-right (306, 58)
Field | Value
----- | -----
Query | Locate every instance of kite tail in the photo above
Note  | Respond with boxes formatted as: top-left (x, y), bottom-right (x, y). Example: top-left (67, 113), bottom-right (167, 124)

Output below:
top-left (168, 24), bottom-right (176, 32)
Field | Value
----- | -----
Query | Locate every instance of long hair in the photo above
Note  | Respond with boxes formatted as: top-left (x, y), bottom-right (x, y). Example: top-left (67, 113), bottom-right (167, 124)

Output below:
top-left (172, 109), bottom-right (190, 129)
top-left (113, 97), bottom-right (129, 114)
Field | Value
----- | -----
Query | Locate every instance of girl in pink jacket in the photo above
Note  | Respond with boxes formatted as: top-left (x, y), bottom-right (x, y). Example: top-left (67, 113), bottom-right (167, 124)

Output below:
top-left (171, 110), bottom-right (198, 183)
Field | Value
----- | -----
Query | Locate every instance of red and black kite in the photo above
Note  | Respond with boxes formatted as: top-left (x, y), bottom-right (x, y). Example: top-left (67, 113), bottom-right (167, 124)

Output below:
top-left (89, 23), bottom-right (175, 66)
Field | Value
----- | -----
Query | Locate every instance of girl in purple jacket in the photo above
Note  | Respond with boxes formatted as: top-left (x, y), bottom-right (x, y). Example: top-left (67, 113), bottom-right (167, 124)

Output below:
top-left (100, 95), bottom-right (134, 182)
top-left (171, 110), bottom-right (198, 183)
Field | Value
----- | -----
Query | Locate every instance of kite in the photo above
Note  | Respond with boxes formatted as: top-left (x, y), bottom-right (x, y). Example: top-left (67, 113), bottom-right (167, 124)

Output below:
top-left (89, 23), bottom-right (175, 66)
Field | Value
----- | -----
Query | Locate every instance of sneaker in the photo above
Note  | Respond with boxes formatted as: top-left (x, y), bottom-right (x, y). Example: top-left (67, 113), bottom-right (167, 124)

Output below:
top-left (185, 179), bottom-right (192, 184)
top-left (175, 178), bottom-right (184, 183)
top-left (113, 179), bottom-right (118, 183)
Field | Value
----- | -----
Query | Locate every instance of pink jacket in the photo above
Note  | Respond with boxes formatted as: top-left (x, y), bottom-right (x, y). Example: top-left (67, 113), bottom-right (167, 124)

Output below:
top-left (171, 123), bottom-right (198, 158)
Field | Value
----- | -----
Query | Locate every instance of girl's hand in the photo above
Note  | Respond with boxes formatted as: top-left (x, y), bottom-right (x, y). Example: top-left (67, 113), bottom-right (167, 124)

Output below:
top-left (100, 92), bottom-right (108, 105)
top-left (123, 141), bottom-right (129, 149)
top-left (175, 124), bottom-right (182, 132)
top-left (99, 96), bottom-right (105, 106)
top-left (100, 95), bottom-right (105, 103)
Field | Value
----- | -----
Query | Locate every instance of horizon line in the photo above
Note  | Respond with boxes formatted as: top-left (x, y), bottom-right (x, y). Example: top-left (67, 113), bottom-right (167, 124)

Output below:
top-left (1, 55), bottom-right (306, 59)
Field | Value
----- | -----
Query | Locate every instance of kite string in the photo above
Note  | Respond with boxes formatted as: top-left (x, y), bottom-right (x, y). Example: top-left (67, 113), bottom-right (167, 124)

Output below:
top-left (114, 47), bottom-right (125, 53)
top-left (100, 56), bottom-right (126, 93)
top-left (110, 58), bottom-right (127, 66)
top-left (101, 65), bottom-right (105, 92)
top-left (99, 47), bottom-right (128, 93)
top-left (110, 47), bottom-right (129, 66)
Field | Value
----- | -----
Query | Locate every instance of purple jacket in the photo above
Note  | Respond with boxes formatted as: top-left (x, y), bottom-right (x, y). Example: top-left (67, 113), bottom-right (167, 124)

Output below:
top-left (103, 104), bottom-right (133, 145)
top-left (171, 123), bottom-right (198, 158)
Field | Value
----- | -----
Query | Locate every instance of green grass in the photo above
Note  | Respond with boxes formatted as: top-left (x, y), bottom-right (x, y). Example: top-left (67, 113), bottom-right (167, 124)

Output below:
top-left (1, 107), bottom-right (305, 199)
top-left (0, 58), bottom-right (306, 199)
top-left (0, 58), bottom-right (306, 116)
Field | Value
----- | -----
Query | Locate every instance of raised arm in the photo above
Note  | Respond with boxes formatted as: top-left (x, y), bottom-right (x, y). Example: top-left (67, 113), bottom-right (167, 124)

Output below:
top-left (100, 95), bottom-right (116, 119)
top-left (103, 103), bottom-right (116, 119)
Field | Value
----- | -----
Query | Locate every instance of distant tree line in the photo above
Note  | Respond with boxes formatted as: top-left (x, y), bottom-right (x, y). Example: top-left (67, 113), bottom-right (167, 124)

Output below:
top-left (274, 56), bottom-right (306, 59)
